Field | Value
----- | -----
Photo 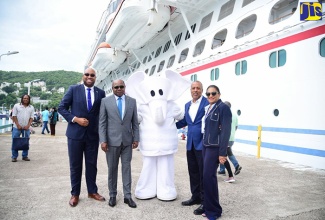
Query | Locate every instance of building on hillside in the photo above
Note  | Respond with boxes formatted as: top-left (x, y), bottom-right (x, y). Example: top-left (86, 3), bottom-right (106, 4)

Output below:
top-left (57, 87), bottom-right (65, 94)
top-left (0, 82), bottom-right (11, 88)
top-left (32, 81), bottom-right (46, 87)
top-left (0, 90), bottom-right (7, 95)
top-left (13, 82), bottom-right (21, 88)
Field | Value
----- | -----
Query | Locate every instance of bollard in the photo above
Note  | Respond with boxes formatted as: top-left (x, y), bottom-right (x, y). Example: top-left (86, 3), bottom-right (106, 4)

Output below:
top-left (257, 125), bottom-right (262, 158)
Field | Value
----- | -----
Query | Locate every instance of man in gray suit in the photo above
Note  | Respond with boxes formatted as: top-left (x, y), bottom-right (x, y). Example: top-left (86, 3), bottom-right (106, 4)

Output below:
top-left (99, 79), bottom-right (139, 208)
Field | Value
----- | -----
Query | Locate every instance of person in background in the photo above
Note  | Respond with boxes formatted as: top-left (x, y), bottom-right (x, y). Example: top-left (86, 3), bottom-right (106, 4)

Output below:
top-left (201, 85), bottom-right (232, 220)
top-left (9, 109), bottom-right (13, 131)
top-left (11, 94), bottom-right (34, 162)
top-left (41, 107), bottom-right (50, 134)
top-left (176, 81), bottom-right (209, 215)
top-left (218, 101), bottom-right (242, 179)
top-left (99, 79), bottom-right (139, 208)
top-left (49, 107), bottom-right (59, 136)
top-left (58, 67), bottom-right (106, 207)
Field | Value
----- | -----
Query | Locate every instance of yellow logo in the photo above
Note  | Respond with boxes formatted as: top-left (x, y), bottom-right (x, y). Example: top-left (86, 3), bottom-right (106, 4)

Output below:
top-left (300, 2), bottom-right (322, 21)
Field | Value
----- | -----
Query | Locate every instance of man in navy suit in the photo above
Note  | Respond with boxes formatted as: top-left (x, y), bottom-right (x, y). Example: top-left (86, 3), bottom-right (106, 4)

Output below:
top-left (58, 67), bottom-right (106, 207)
top-left (176, 81), bottom-right (209, 215)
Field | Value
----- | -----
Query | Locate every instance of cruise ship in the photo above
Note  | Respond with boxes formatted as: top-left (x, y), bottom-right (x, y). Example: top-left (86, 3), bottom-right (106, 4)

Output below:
top-left (85, 0), bottom-right (325, 169)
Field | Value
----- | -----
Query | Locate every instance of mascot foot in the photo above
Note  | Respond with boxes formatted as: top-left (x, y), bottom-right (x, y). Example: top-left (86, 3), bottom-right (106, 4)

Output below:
top-left (157, 194), bottom-right (177, 201)
top-left (135, 194), bottom-right (156, 200)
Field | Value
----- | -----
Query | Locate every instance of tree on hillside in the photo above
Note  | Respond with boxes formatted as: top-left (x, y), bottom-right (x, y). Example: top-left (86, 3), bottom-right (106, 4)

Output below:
top-left (2, 85), bottom-right (17, 94)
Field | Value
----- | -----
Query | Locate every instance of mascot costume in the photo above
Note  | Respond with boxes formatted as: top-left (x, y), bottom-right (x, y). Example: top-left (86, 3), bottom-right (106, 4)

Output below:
top-left (126, 70), bottom-right (191, 201)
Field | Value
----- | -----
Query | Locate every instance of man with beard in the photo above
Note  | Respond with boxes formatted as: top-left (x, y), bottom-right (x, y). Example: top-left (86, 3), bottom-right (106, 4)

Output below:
top-left (58, 67), bottom-right (106, 207)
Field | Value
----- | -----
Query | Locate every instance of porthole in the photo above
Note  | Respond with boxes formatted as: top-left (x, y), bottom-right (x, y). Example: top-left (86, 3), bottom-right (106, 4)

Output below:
top-left (237, 110), bottom-right (241, 116)
top-left (273, 109), bottom-right (279, 116)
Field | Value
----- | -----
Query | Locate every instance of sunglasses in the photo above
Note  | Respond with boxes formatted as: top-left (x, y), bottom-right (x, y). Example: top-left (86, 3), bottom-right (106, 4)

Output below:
top-left (114, 85), bottom-right (125, 89)
top-left (84, 73), bottom-right (96, 77)
top-left (206, 92), bottom-right (218, 97)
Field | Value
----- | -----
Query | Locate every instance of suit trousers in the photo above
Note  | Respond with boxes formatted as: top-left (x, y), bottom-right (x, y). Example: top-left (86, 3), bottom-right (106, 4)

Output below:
top-left (202, 146), bottom-right (222, 219)
top-left (187, 144), bottom-right (204, 202)
top-left (106, 144), bottom-right (132, 198)
top-left (68, 138), bottom-right (99, 196)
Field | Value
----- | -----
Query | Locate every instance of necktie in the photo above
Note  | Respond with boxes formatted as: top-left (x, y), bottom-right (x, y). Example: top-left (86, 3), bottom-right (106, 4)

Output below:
top-left (118, 97), bottom-right (122, 119)
top-left (87, 88), bottom-right (92, 111)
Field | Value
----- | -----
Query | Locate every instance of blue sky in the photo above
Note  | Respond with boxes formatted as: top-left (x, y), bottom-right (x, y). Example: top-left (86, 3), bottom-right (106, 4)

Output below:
top-left (0, 0), bottom-right (108, 72)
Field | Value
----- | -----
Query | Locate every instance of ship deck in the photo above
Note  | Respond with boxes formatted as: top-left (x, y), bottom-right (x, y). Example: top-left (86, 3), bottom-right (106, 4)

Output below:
top-left (0, 122), bottom-right (324, 220)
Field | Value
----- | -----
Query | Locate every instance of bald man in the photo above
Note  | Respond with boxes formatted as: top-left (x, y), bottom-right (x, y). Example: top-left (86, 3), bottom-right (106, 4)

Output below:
top-left (58, 67), bottom-right (106, 207)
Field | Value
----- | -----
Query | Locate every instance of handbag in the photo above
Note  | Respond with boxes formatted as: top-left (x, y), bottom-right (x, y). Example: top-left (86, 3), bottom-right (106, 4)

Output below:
top-left (12, 130), bottom-right (30, 150)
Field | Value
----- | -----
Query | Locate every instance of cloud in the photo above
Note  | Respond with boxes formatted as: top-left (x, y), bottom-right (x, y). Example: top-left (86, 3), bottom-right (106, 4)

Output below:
top-left (0, 0), bottom-right (108, 72)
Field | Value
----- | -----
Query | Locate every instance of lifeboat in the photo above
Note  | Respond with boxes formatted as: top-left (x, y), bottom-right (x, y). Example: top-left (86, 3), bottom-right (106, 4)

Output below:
top-left (105, 0), bottom-right (170, 51)
top-left (91, 42), bottom-right (127, 82)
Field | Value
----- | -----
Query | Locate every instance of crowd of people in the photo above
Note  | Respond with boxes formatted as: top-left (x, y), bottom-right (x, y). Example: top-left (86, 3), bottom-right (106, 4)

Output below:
top-left (10, 68), bottom-right (242, 220)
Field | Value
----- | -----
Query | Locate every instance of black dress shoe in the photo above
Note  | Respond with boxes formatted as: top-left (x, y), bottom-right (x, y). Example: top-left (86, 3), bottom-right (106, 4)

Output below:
top-left (181, 198), bottom-right (201, 206)
top-left (193, 204), bottom-right (205, 215)
top-left (124, 197), bottom-right (137, 208)
top-left (108, 197), bottom-right (116, 207)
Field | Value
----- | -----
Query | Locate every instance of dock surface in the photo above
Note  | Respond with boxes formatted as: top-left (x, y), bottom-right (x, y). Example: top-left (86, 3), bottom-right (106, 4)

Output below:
top-left (0, 122), bottom-right (324, 220)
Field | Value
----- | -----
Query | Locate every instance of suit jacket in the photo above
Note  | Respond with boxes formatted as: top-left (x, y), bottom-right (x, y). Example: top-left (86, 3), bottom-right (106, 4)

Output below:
top-left (176, 96), bottom-right (209, 151)
top-left (58, 84), bottom-right (105, 141)
top-left (98, 95), bottom-right (139, 146)
top-left (203, 99), bottom-right (232, 156)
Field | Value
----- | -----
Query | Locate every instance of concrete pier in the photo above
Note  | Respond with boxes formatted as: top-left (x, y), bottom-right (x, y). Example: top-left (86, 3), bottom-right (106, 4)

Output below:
top-left (0, 122), bottom-right (324, 220)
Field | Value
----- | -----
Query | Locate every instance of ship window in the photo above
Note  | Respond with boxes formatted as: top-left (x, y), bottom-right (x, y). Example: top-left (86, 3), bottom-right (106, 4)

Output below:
top-left (143, 56), bottom-right (148, 64)
top-left (210, 68), bottom-right (220, 81)
top-left (158, 60), bottom-right (165, 72)
top-left (174, 33), bottom-right (183, 46)
top-left (185, 24), bottom-right (196, 40)
top-left (191, 74), bottom-right (197, 81)
top-left (193, 40), bottom-right (206, 57)
top-left (136, 62), bottom-right (141, 69)
top-left (235, 60), bottom-right (247, 75)
top-left (269, 49), bottom-right (286, 68)
top-left (278, 49), bottom-right (286, 67)
top-left (155, 46), bottom-right (162, 58)
top-left (320, 38), bottom-right (325, 57)
top-left (269, 52), bottom-right (277, 68)
top-left (163, 40), bottom-right (171, 52)
top-left (212, 29), bottom-right (227, 49)
top-left (149, 65), bottom-right (156, 76)
top-left (167, 55), bottom-right (175, 68)
top-left (269, 0), bottom-right (298, 25)
top-left (145, 69), bottom-right (149, 74)
top-left (242, 0), bottom-right (255, 7)
top-left (218, 0), bottom-right (235, 21)
top-left (199, 12), bottom-right (213, 32)
top-left (235, 14), bottom-right (257, 39)
top-left (148, 51), bottom-right (154, 62)
top-left (179, 48), bottom-right (189, 63)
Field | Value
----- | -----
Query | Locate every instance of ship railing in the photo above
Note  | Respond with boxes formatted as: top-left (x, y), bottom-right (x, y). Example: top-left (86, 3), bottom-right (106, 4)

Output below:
top-left (237, 124), bottom-right (325, 159)
top-left (269, 12), bottom-right (294, 25)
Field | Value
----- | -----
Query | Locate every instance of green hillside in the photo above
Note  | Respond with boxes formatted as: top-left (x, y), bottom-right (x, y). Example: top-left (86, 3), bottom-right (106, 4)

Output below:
top-left (0, 70), bottom-right (83, 110)
top-left (0, 70), bottom-right (82, 91)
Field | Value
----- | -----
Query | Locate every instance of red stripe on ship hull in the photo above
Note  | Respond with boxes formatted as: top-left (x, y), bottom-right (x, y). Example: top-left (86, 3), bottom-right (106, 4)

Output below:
top-left (181, 24), bottom-right (325, 76)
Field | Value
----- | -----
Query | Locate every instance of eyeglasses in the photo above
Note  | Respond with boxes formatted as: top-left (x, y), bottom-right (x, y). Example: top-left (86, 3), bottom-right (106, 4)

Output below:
top-left (84, 73), bottom-right (96, 77)
top-left (206, 92), bottom-right (218, 97)
top-left (114, 85), bottom-right (125, 89)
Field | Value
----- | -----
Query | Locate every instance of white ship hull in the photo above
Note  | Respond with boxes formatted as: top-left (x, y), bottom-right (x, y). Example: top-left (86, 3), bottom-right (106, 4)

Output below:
top-left (86, 0), bottom-right (325, 169)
